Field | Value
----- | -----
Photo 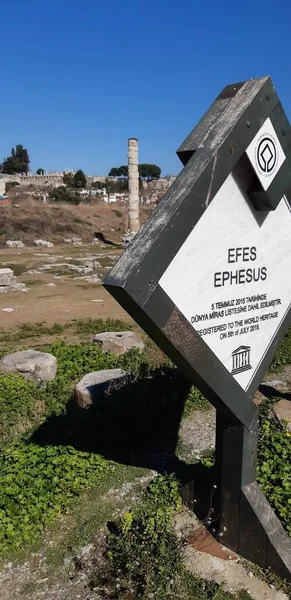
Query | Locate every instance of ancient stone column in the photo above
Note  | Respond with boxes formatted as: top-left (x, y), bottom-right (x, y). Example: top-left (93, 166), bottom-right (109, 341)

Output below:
top-left (127, 138), bottom-right (140, 233)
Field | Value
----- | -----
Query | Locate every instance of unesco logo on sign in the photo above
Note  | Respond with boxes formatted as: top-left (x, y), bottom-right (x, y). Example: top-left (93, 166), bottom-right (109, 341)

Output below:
top-left (246, 118), bottom-right (286, 190)
top-left (231, 345), bottom-right (252, 376)
top-left (254, 132), bottom-right (279, 178)
top-left (257, 137), bottom-right (277, 174)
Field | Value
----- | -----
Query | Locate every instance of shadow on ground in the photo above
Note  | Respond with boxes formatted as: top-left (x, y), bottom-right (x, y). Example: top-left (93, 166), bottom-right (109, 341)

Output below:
top-left (31, 368), bottom-right (216, 518)
top-left (259, 383), bottom-right (291, 401)
top-left (94, 232), bottom-right (117, 246)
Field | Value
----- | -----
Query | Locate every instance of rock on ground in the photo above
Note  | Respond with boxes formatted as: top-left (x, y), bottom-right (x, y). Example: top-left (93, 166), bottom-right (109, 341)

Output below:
top-left (64, 237), bottom-right (82, 245)
top-left (0, 268), bottom-right (16, 286)
top-left (0, 283), bottom-right (28, 293)
top-left (176, 508), bottom-right (288, 600)
top-left (0, 350), bottom-right (57, 383)
top-left (6, 240), bottom-right (25, 248)
top-left (93, 331), bottom-right (144, 355)
top-left (178, 408), bottom-right (216, 460)
top-left (75, 369), bottom-right (127, 408)
top-left (33, 240), bottom-right (54, 248)
top-left (272, 400), bottom-right (291, 432)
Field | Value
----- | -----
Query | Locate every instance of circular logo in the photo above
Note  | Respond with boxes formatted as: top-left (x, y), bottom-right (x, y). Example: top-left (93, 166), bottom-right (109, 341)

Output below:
top-left (256, 137), bottom-right (277, 174)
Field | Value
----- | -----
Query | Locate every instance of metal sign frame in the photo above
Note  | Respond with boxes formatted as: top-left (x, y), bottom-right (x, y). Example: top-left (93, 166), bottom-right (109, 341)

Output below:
top-left (104, 76), bottom-right (291, 579)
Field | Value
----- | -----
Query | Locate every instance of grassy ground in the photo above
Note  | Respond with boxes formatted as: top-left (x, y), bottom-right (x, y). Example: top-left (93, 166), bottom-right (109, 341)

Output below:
top-left (0, 321), bottom-right (290, 599)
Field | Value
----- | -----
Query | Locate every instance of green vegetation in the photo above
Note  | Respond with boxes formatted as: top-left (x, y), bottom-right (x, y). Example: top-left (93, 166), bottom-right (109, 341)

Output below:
top-left (72, 216), bottom-right (92, 226)
top-left (268, 327), bottom-right (291, 372)
top-left (74, 317), bottom-right (131, 335)
top-left (49, 186), bottom-right (81, 205)
top-left (0, 328), bottom-right (208, 554)
top-left (73, 169), bottom-right (86, 189)
top-left (183, 385), bottom-right (211, 415)
top-left (0, 373), bottom-right (45, 448)
top-left (0, 317), bottom-right (131, 344)
top-left (0, 440), bottom-right (112, 552)
top-left (0, 318), bottom-right (290, 600)
top-left (108, 163), bottom-right (161, 181)
top-left (257, 409), bottom-right (291, 535)
top-left (105, 475), bottom-right (182, 598)
top-left (113, 209), bottom-right (122, 218)
top-left (91, 474), bottom-right (252, 599)
top-left (63, 169), bottom-right (86, 189)
top-left (0, 144), bottom-right (30, 175)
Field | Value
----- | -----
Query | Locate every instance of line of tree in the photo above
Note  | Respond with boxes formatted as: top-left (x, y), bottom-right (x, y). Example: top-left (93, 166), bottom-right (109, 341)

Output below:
top-left (63, 170), bottom-right (87, 189)
top-left (0, 145), bottom-right (30, 175)
top-left (108, 164), bottom-right (161, 181)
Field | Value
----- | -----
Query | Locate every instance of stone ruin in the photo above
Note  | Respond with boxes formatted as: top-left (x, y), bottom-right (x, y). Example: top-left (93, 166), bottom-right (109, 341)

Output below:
top-left (0, 268), bottom-right (28, 293)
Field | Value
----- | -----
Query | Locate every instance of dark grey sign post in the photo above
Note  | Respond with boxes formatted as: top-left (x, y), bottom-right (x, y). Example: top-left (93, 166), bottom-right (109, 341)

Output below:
top-left (104, 77), bottom-right (291, 579)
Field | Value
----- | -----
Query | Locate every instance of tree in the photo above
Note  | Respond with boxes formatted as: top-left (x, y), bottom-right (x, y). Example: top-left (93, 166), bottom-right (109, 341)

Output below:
top-left (108, 164), bottom-right (161, 181)
top-left (139, 164), bottom-right (161, 181)
top-left (119, 165), bottom-right (128, 177)
top-left (74, 170), bottom-right (86, 189)
top-left (49, 186), bottom-right (81, 205)
top-left (63, 172), bottom-right (75, 187)
top-left (108, 166), bottom-right (128, 177)
top-left (1, 145), bottom-right (30, 174)
top-left (108, 167), bottom-right (121, 177)
top-left (36, 168), bottom-right (45, 175)
top-left (91, 180), bottom-right (103, 189)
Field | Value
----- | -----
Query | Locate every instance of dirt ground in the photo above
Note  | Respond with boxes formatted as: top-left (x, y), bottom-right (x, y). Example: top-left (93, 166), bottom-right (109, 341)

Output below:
top-left (0, 244), bottom-right (133, 330)
top-left (0, 198), bottom-right (151, 246)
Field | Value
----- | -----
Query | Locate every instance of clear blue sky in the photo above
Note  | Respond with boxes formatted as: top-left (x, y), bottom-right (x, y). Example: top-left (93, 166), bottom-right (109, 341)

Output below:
top-left (1, 0), bottom-right (291, 176)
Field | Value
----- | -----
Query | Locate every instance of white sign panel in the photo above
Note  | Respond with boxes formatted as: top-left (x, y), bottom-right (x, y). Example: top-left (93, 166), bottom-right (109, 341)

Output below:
top-left (246, 118), bottom-right (286, 190)
top-left (159, 173), bottom-right (291, 391)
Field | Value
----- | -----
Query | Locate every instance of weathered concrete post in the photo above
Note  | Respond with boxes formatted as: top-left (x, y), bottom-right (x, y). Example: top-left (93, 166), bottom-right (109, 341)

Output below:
top-left (127, 138), bottom-right (140, 233)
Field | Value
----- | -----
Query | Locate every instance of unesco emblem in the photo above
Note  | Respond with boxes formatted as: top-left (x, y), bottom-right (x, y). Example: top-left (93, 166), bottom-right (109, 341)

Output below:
top-left (231, 346), bottom-right (252, 375)
top-left (256, 136), bottom-right (277, 174)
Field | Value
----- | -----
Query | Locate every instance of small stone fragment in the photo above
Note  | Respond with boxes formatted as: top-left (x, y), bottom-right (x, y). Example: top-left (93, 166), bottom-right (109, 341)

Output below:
top-left (272, 400), bottom-right (291, 432)
top-left (93, 331), bottom-right (144, 355)
top-left (75, 369), bottom-right (127, 408)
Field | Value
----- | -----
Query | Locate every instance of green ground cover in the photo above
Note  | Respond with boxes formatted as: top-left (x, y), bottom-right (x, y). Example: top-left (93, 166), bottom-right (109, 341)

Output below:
top-left (0, 322), bottom-right (290, 598)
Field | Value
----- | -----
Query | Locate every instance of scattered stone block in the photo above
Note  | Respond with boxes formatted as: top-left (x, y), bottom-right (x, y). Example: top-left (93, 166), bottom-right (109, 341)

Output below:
top-left (0, 350), bottom-right (57, 383)
top-left (64, 237), bottom-right (82, 245)
top-left (33, 240), bottom-right (54, 248)
top-left (6, 240), bottom-right (25, 248)
top-left (69, 265), bottom-right (93, 275)
top-left (75, 369), bottom-right (127, 408)
top-left (83, 275), bottom-right (101, 284)
top-left (272, 400), bottom-right (291, 432)
top-left (93, 331), bottom-right (144, 355)
top-left (7, 283), bottom-right (27, 292)
top-left (0, 269), bottom-right (28, 293)
top-left (0, 269), bottom-right (16, 286)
